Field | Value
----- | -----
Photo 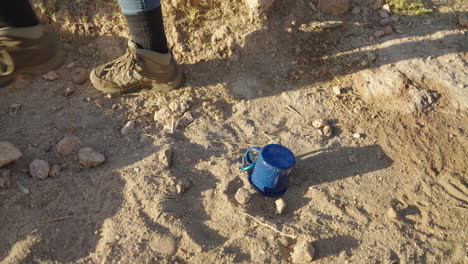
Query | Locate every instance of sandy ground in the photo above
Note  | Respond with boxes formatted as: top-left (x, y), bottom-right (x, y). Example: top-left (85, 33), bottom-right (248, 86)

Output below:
top-left (1, 0), bottom-right (467, 263)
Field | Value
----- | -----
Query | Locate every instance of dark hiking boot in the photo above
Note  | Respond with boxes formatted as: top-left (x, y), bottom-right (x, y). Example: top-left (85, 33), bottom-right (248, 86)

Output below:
top-left (90, 40), bottom-right (183, 94)
top-left (0, 25), bottom-right (64, 88)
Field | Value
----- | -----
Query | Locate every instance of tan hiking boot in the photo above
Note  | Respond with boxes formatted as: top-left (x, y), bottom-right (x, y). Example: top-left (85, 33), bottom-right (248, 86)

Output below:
top-left (0, 25), bottom-right (64, 88)
top-left (90, 40), bottom-right (183, 94)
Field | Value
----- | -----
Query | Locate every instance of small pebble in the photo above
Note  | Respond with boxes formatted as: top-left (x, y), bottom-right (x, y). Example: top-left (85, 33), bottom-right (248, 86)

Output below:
top-left (322, 125), bottom-right (333, 137)
top-left (382, 4), bottom-right (391, 12)
top-left (43, 71), bottom-right (58, 81)
top-left (383, 25), bottom-right (393, 35)
top-left (66, 62), bottom-right (75, 69)
top-left (63, 87), bottom-right (76, 97)
top-left (361, 60), bottom-right (368, 67)
top-left (353, 133), bottom-right (362, 139)
top-left (366, 52), bottom-right (377, 62)
top-left (312, 119), bottom-right (326, 129)
top-left (176, 178), bottom-right (191, 194)
top-left (79, 147), bottom-right (105, 168)
top-left (275, 198), bottom-right (287, 214)
top-left (72, 67), bottom-right (88, 85)
top-left (49, 165), bottom-right (61, 178)
top-left (158, 147), bottom-right (172, 168)
top-left (379, 10), bottom-right (389, 18)
top-left (56, 136), bottom-right (80, 156)
top-left (235, 188), bottom-right (252, 205)
top-left (332, 86), bottom-right (342, 95)
top-left (374, 30), bottom-right (385, 38)
top-left (121, 121), bottom-right (136, 135)
top-left (0, 141), bottom-right (23, 167)
top-left (29, 159), bottom-right (50, 180)
top-left (387, 207), bottom-right (398, 218)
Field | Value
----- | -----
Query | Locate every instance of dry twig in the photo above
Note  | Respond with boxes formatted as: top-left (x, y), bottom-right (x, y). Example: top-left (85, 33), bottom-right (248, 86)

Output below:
top-left (240, 211), bottom-right (296, 239)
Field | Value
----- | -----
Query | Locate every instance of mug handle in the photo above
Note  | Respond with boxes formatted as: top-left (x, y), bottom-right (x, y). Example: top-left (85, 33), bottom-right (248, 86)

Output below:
top-left (240, 147), bottom-right (261, 171)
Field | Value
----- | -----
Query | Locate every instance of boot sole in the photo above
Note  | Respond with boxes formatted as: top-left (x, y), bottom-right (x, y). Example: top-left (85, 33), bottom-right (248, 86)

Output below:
top-left (90, 66), bottom-right (184, 95)
top-left (0, 45), bottom-right (65, 90)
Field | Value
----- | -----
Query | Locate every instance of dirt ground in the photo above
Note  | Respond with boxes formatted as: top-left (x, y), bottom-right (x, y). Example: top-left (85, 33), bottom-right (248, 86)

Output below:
top-left (1, 0), bottom-right (467, 263)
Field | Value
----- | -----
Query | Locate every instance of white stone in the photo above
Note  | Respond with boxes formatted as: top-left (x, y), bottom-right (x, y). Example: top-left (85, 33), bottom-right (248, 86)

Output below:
top-left (353, 133), bottom-right (362, 138)
top-left (275, 198), bottom-right (287, 214)
top-left (333, 86), bottom-right (342, 95)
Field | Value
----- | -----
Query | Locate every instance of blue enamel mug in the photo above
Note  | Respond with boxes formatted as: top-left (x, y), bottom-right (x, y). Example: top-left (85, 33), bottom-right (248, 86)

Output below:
top-left (241, 144), bottom-right (296, 197)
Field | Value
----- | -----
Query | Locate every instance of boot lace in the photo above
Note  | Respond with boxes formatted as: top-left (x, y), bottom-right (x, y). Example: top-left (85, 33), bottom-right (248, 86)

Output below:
top-left (105, 49), bottom-right (139, 83)
top-left (0, 38), bottom-right (20, 76)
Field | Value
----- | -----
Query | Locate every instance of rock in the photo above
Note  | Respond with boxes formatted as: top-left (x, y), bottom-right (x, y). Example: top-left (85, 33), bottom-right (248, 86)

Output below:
top-left (382, 4), bottom-right (391, 12)
top-left (56, 136), bottom-right (80, 156)
top-left (245, 0), bottom-right (275, 12)
top-left (351, 7), bottom-right (360, 15)
top-left (79, 147), bottom-right (105, 168)
top-left (349, 154), bottom-right (358, 163)
top-left (177, 111), bottom-right (194, 128)
top-left (361, 60), bottom-right (368, 67)
top-left (211, 25), bottom-right (229, 43)
top-left (459, 13), bottom-right (468, 27)
top-left (275, 198), bottom-right (287, 214)
top-left (121, 121), bottom-right (136, 135)
top-left (332, 86), bottom-right (342, 95)
top-left (374, 30), bottom-right (385, 38)
top-left (322, 125), bottom-right (333, 137)
top-left (312, 119), bottom-right (327, 129)
top-left (366, 52), bottom-right (377, 62)
top-left (176, 178), bottom-right (191, 194)
top-left (0, 169), bottom-right (11, 189)
top-left (379, 10), bottom-right (389, 18)
top-left (66, 62), bottom-right (75, 69)
top-left (353, 133), bottom-right (362, 138)
top-left (387, 207), bottom-right (398, 218)
top-left (291, 239), bottom-right (315, 263)
top-left (383, 25), bottom-right (393, 35)
top-left (154, 107), bottom-right (172, 123)
top-left (72, 67), bottom-right (88, 85)
top-left (63, 87), bottom-right (76, 97)
top-left (43, 71), bottom-right (58, 81)
top-left (158, 147), bottom-right (172, 168)
top-left (49, 165), bottom-right (61, 178)
top-left (0, 142), bottom-right (23, 167)
top-left (169, 99), bottom-right (190, 117)
top-left (318, 0), bottom-right (350, 16)
top-left (235, 188), bottom-right (252, 205)
top-left (380, 18), bottom-right (393, 25)
top-left (149, 234), bottom-right (178, 256)
top-left (29, 159), bottom-right (50, 180)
